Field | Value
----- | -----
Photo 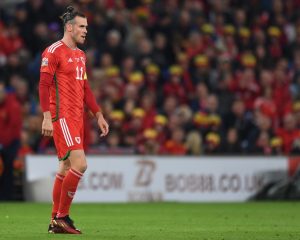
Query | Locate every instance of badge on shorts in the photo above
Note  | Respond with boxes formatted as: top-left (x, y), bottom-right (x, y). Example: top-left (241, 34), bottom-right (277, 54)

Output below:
top-left (75, 137), bottom-right (81, 144)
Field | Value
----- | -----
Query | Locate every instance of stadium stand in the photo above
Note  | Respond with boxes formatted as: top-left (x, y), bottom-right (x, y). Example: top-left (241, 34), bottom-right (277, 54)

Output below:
top-left (0, 0), bottom-right (300, 161)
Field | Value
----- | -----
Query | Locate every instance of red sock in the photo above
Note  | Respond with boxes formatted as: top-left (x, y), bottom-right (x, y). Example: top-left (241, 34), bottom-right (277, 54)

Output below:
top-left (51, 173), bottom-right (65, 219)
top-left (57, 168), bottom-right (83, 218)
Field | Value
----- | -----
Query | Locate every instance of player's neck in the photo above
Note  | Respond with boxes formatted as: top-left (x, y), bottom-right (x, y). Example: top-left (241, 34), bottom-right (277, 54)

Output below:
top-left (61, 36), bottom-right (77, 50)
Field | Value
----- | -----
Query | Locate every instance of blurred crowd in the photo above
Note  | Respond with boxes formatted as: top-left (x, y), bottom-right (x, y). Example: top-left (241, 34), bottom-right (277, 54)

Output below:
top-left (1, 0), bottom-right (300, 160)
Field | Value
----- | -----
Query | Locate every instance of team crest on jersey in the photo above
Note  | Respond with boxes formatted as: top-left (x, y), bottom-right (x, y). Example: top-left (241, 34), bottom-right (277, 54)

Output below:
top-left (75, 137), bottom-right (81, 144)
top-left (41, 57), bottom-right (48, 66)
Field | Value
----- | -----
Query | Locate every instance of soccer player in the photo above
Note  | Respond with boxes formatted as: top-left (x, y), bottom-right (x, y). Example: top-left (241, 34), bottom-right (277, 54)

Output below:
top-left (39, 6), bottom-right (109, 234)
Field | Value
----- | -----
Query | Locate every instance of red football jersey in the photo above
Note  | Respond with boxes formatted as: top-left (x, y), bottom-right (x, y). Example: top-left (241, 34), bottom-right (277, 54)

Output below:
top-left (40, 40), bottom-right (87, 121)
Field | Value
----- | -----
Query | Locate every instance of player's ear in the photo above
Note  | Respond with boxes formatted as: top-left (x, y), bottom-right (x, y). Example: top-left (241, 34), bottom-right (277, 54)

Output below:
top-left (65, 22), bottom-right (73, 32)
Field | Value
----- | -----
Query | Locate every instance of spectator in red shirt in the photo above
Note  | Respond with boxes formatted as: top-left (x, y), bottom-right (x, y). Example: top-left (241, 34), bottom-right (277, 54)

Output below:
top-left (13, 129), bottom-right (33, 172)
top-left (153, 114), bottom-right (168, 145)
top-left (144, 63), bottom-right (161, 93)
top-left (272, 66), bottom-right (292, 117)
top-left (0, 81), bottom-right (22, 200)
top-left (176, 52), bottom-right (194, 96)
top-left (276, 113), bottom-right (300, 154)
top-left (229, 68), bottom-right (260, 110)
top-left (140, 92), bottom-right (156, 129)
top-left (162, 127), bottom-right (187, 155)
top-left (138, 128), bottom-right (161, 155)
top-left (254, 87), bottom-right (277, 124)
top-left (163, 65), bottom-right (187, 104)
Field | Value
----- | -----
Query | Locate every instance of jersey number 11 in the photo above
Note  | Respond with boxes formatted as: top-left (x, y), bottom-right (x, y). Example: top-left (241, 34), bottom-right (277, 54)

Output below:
top-left (76, 66), bottom-right (84, 80)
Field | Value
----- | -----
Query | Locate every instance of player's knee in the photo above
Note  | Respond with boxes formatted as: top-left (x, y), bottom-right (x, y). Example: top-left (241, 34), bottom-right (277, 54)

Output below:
top-left (73, 161), bottom-right (87, 173)
top-left (79, 162), bottom-right (87, 173)
top-left (64, 164), bottom-right (71, 172)
top-left (69, 150), bottom-right (87, 173)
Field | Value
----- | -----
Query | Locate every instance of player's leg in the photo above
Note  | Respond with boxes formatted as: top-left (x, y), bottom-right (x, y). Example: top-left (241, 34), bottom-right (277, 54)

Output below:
top-left (54, 150), bottom-right (86, 234)
top-left (51, 160), bottom-right (70, 218)
top-left (57, 149), bottom-right (87, 218)
top-left (48, 156), bottom-right (71, 233)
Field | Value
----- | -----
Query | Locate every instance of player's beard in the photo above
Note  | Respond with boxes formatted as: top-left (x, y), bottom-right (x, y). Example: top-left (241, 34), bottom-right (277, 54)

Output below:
top-left (78, 35), bottom-right (85, 45)
top-left (75, 35), bottom-right (86, 49)
top-left (72, 34), bottom-right (84, 46)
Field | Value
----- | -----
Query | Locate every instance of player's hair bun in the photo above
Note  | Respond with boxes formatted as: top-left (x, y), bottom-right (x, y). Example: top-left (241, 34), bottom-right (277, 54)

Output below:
top-left (60, 5), bottom-right (85, 26)
top-left (60, 6), bottom-right (75, 24)
top-left (66, 6), bottom-right (74, 14)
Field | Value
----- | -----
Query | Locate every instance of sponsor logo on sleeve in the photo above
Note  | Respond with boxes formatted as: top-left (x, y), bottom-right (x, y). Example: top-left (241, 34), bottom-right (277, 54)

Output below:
top-left (41, 57), bottom-right (48, 66)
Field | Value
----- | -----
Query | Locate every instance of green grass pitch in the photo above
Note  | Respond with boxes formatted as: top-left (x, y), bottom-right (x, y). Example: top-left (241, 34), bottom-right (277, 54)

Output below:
top-left (0, 202), bottom-right (299, 239)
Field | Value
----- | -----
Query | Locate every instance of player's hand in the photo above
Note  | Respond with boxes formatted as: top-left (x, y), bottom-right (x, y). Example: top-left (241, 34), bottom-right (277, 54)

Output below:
top-left (42, 117), bottom-right (53, 137)
top-left (96, 112), bottom-right (109, 137)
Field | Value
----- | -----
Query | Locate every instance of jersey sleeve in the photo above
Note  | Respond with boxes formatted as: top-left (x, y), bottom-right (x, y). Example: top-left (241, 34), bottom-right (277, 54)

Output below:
top-left (84, 80), bottom-right (101, 115)
top-left (40, 49), bottom-right (58, 75)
